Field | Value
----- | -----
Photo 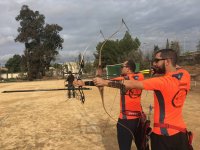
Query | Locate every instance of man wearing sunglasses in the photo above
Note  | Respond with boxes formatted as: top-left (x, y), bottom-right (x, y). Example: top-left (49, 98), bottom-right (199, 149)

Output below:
top-left (74, 59), bottom-right (148, 150)
top-left (93, 49), bottom-right (193, 150)
top-left (111, 59), bottom-right (148, 150)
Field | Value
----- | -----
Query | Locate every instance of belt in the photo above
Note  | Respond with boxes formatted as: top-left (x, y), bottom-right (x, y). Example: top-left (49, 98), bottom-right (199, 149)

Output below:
top-left (121, 111), bottom-right (142, 117)
top-left (154, 123), bottom-right (187, 133)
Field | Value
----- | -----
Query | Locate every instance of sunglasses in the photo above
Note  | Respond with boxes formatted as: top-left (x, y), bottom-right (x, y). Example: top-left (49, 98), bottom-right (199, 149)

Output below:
top-left (121, 65), bottom-right (129, 68)
top-left (153, 58), bottom-right (172, 63)
top-left (153, 58), bottom-right (166, 63)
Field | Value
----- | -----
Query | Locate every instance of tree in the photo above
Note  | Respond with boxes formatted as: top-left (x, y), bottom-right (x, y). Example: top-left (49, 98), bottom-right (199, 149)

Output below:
top-left (118, 32), bottom-right (141, 61)
top-left (153, 45), bottom-right (159, 54)
top-left (165, 39), bottom-right (182, 56)
top-left (15, 5), bottom-right (63, 80)
top-left (194, 53), bottom-right (200, 64)
top-left (94, 31), bottom-right (141, 68)
top-left (94, 40), bottom-right (120, 68)
top-left (83, 61), bottom-right (94, 75)
top-left (170, 41), bottom-right (181, 56)
top-left (122, 37), bottom-right (143, 63)
top-left (166, 39), bottom-right (170, 49)
top-left (196, 40), bottom-right (200, 51)
top-left (5, 54), bottom-right (22, 73)
top-left (40, 24), bottom-right (64, 75)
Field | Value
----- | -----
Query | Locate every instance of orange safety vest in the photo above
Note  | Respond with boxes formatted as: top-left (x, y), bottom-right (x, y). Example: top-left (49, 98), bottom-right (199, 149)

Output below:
top-left (142, 69), bottom-right (190, 136)
top-left (112, 73), bottom-right (144, 119)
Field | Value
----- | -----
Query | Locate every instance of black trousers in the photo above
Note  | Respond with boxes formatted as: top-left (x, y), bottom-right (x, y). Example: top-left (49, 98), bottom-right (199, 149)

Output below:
top-left (151, 132), bottom-right (190, 150)
top-left (67, 85), bottom-right (75, 98)
top-left (117, 118), bottom-right (144, 150)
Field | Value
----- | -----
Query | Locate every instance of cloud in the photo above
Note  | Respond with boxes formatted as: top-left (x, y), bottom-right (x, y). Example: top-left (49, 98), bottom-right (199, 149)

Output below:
top-left (0, 54), bottom-right (17, 65)
top-left (0, 0), bottom-right (200, 65)
top-left (0, 35), bottom-right (14, 45)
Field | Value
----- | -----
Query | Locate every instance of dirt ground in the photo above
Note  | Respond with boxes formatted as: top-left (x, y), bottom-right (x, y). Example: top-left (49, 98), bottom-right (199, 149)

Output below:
top-left (0, 79), bottom-right (199, 150)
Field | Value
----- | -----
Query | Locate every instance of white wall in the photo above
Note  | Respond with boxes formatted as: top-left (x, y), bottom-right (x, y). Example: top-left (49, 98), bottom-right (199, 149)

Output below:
top-left (0, 73), bottom-right (27, 79)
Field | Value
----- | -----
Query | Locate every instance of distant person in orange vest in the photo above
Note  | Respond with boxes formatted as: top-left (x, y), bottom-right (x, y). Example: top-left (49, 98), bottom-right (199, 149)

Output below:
top-left (93, 49), bottom-right (193, 150)
top-left (66, 71), bottom-right (75, 99)
top-left (74, 59), bottom-right (149, 150)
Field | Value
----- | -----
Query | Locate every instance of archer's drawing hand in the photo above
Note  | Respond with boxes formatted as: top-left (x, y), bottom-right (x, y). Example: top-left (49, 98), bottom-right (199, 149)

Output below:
top-left (150, 66), bottom-right (157, 76)
top-left (93, 77), bottom-right (108, 87)
top-left (73, 80), bottom-right (85, 87)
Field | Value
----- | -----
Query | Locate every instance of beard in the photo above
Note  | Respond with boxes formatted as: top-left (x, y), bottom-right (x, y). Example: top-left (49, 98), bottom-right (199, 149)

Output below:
top-left (152, 64), bottom-right (166, 74)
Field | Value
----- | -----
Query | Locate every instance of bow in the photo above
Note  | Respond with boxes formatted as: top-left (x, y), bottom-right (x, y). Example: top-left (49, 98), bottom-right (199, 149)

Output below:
top-left (97, 19), bottom-right (135, 139)
top-left (76, 56), bottom-right (85, 104)
top-left (76, 32), bottom-right (103, 103)
top-left (96, 19), bottom-right (124, 115)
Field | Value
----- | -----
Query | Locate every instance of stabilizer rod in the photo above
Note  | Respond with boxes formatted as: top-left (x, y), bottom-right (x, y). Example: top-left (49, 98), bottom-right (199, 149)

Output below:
top-left (2, 87), bottom-right (91, 93)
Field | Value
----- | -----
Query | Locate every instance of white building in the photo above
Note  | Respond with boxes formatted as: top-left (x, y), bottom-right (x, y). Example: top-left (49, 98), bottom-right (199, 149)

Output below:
top-left (63, 62), bottom-right (79, 74)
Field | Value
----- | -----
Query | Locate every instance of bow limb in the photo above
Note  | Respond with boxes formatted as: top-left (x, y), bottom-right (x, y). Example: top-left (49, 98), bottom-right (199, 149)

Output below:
top-left (97, 20), bottom-right (136, 140)
top-left (97, 20), bottom-right (124, 114)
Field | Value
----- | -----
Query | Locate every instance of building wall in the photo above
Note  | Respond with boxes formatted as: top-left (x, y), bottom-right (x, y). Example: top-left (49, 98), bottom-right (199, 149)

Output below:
top-left (0, 73), bottom-right (20, 79)
top-left (64, 62), bottom-right (79, 73)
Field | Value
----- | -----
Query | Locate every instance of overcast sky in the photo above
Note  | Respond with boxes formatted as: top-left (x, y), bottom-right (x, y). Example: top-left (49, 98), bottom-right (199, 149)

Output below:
top-left (0, 0), bottom-right (200, 65)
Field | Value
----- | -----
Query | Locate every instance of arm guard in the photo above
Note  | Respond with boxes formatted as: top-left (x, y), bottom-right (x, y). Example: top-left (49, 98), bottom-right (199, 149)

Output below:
top-left (84, 81), bottom-right (95, 86)
top-left (108, 80), bottom-right (127, 94)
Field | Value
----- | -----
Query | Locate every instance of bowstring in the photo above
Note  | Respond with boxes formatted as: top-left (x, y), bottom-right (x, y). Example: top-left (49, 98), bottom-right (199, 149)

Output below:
top-left (98, 19), bottom-right (136, 140)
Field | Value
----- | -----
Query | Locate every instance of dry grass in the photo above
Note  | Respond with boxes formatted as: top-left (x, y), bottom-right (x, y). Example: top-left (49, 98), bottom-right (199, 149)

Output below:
top-left (0, 79), bottom-right (199, 150)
